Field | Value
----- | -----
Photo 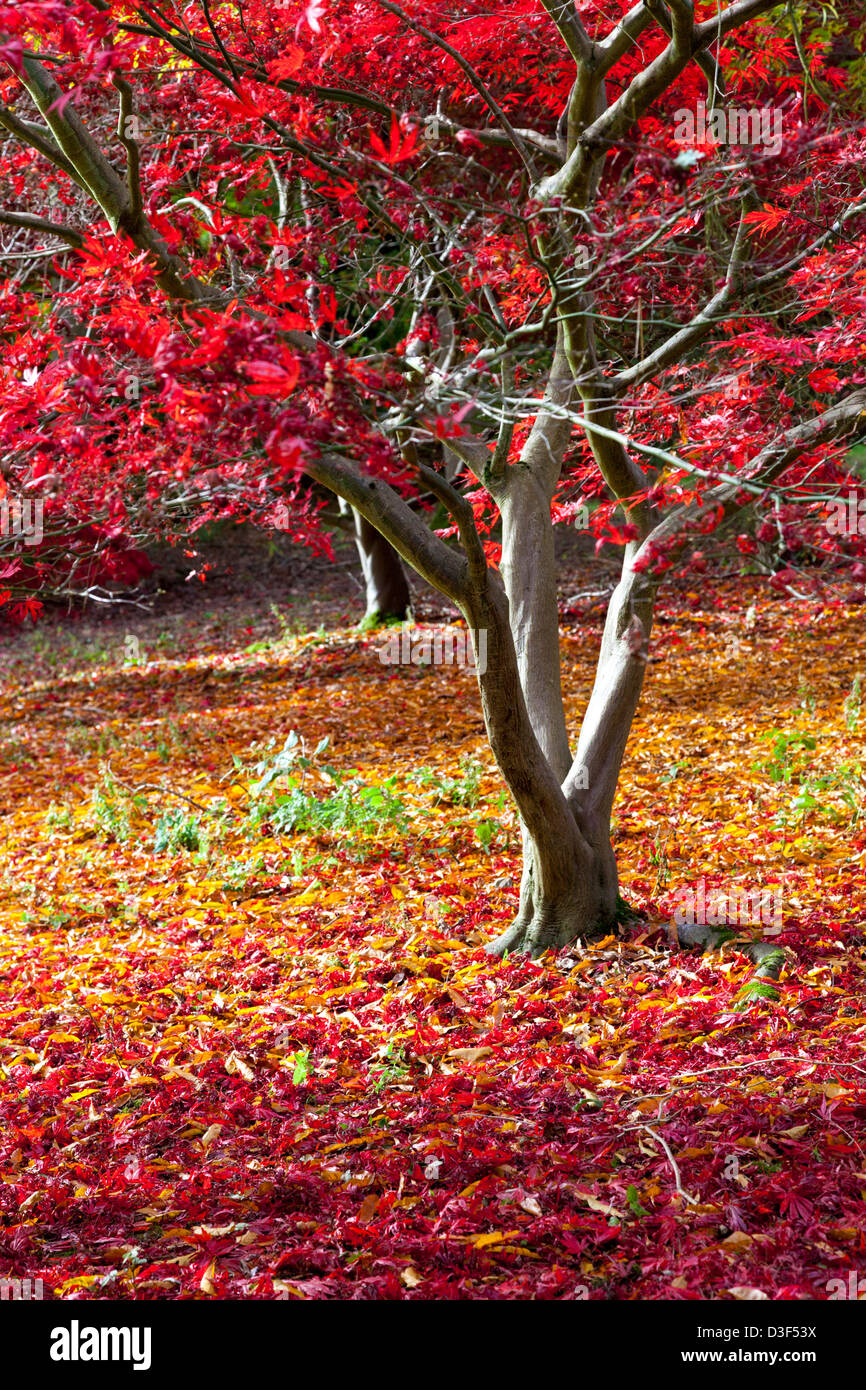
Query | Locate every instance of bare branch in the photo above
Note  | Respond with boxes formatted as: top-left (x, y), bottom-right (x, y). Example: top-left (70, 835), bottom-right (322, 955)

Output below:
top-left (539, 0), bottom-right (594, 64)
top-left (0, 209), bottom-right (84, 249)
top-left (744, 388), bottom-right (866, 488)
top-left (112, 74), bottom-right (143, 230)
top-left (303, 452), bottom-right (469, 603)
top-left (414, 458), bottom-right (487, 590)
top-left (542, 0), bottom-right (781, 201)
top-left (645, 0), bottom-right (726, 101)
top-left (423, 114), bottom-right (561, 159)
top-left (638, 387), bottom-right (866, 556)
top-left (695, 0), bottom-right (784, 44)
top-left (597, 3), bottom-right (656, 73)
top-left (613, 207), bottom-right (750, 392)
top-left (616, 190), bottom-right (866, 396)
top-left (652, 0), bottom-right (696, 56)
top-left (200, 0), bottom-right (241, 81)
top-left (15, 51), bottom-right (210, 301)
top-left (0, 105), bottom-right (79, 182)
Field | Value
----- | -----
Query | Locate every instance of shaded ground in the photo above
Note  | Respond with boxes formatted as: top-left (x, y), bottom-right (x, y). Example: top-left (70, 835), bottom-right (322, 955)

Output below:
top-left (1, 551), bottom-right (865, 1299)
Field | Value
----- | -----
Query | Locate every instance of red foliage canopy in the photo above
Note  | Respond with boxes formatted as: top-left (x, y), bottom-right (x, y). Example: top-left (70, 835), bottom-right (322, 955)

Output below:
top-left (0, 1), bottom-right (864, 615)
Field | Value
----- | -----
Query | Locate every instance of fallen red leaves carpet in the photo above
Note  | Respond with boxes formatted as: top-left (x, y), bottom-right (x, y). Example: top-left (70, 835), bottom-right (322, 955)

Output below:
top-left (1, 580), bottom-right (865, 1300)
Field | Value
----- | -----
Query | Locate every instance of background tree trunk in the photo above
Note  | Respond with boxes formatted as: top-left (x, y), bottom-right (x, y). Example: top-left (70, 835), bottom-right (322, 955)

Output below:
top-left (351, 511), bottom-right (412, 625)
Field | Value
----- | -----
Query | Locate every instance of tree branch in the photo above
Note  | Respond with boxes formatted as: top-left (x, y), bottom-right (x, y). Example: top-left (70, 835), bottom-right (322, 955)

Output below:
top-left (539, 0), bottom-right (594, 64)
top-left (303, 452), bottom-right (469, 603)
top-left (597, 3), bottom-right (656, 74)
top-left (613, 207), bottom-right (750, 392)
top-left (15, 52), bottom-right (210, 301)
top-left (414, 459), bottom-right (487, 591)
top-left (646, 0), bottom-right (726, 101)
top-left (653, 0), bottom-right (696, 56)
top-left (694, 0), bottom-right (784, 45)
top-left (112, 73), bottom-right (143, 229)
top-left (0, 105), bottom-right (79, 182)
top-left (372, 0), bottom-right (537, 174)
top-left (541, 0), bottom-right (781, 201)
top-left (0, 209), bottom-right (84, 249)
top-left (637, 387), bottom-right (866, 556)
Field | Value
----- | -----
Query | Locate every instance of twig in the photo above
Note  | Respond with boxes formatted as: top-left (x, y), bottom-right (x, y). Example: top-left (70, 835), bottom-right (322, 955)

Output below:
top-left (107, 763), bottom-right (210, 813)
top-left (638, 1122), bottom-right (700, 1206)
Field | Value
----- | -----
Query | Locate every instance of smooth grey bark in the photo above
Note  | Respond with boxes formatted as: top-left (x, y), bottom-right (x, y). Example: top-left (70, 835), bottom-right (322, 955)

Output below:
top-left (473, 23), bottom-right (664, 955)
top-left (352, 512), bottom-right (412, 623)
top-left (492, 339), bottom-right (575, 783)
top-left (482, 523), bottom-right (652, 958)
top-left (464, 571), bottom-right (616, 957)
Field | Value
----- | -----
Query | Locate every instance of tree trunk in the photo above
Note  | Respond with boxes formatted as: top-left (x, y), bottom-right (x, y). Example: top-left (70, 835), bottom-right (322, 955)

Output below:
top-left (351, 511), bottom-right (412, 625)
top-left (486, 828), bottom-right (619, 958)
top-left (473, 515), bottom-right (656, 957)
top-left (451, 566), bottom-right (623, 958)
top-left (482, 601), bottom-right (648, 957)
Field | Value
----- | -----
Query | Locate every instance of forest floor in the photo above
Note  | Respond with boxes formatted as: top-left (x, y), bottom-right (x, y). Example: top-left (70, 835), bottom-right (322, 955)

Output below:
top-left (1, 544), bottom-right (866, 1300)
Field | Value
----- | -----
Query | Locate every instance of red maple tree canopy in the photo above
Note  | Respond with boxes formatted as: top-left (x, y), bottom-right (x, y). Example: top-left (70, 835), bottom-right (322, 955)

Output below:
top-left (0, 0), bottom-right (863, 618)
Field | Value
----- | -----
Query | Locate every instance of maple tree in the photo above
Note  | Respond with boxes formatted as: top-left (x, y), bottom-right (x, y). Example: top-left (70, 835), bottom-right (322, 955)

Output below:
top-left (1, 0), bottom-right (865, 957)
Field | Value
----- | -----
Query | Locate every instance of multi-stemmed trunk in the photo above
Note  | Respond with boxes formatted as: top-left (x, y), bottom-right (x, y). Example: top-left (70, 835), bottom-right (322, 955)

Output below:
top-left (463, 492), bottom-right (656, 958)
top-left (444, 341), bottom-right (657, 956)
top-left (309, 355), bottom-right (660, 958)
top-left (11, 0), bottom-right (864, 963)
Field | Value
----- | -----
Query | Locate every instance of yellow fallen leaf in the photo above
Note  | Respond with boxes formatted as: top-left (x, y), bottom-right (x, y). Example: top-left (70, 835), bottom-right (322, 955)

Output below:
top-left (722, 1231), bottom-right (754, 1252)
top-left (448, 1047), bottom-right (493, 1064)
top-left (357, 1193), bottom-right (379, 1224)
top-left (575, 1190), bottom-right (625, 1220)
top-left (472, 1231), bottom-right (520, 1250)
top-left (165, 1067), bottom-right (200, 1085)
top-left (225, 1053), bottom-right (255, 1082)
